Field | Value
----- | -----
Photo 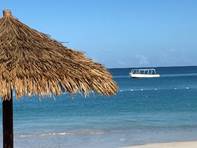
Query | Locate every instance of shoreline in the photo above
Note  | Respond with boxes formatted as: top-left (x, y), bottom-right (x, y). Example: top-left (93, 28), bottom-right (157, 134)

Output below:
top-left (123, 141), bottom-right (197, 148)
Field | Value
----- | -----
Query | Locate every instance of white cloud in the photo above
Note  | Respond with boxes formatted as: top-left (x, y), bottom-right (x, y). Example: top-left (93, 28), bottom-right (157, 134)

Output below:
top-left (135, 54), bottom-right (150, 67)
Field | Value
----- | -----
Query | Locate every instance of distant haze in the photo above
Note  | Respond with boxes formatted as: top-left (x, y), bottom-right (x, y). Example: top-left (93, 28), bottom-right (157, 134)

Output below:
top-left (1, 0), bottom-right (197, 68)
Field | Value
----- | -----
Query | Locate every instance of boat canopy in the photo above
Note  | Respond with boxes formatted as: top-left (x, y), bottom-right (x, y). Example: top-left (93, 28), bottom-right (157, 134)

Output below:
top-left (131, 69), bottom-right (157, 74)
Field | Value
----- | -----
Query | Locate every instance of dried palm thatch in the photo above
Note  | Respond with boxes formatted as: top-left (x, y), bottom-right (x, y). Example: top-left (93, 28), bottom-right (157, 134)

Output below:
top-left (0, 10), bottom-right (118, 100)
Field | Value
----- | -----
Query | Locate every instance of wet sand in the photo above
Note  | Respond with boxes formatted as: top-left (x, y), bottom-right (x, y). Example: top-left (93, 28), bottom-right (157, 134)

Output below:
top-left (123, 141), bottom-right (197, 148)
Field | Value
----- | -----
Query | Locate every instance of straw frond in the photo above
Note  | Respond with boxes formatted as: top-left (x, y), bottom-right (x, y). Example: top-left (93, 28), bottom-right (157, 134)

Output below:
top-left (0, 10), bottom-right (118, 100)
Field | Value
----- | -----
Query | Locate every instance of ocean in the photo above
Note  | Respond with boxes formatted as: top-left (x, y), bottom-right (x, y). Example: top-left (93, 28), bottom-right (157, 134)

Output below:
top-left (1, 66), bottom-right (197, 148)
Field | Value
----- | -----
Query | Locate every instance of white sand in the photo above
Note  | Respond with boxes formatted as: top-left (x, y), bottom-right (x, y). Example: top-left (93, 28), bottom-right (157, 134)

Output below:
top-left (123, 141), bottom-right (197, 148)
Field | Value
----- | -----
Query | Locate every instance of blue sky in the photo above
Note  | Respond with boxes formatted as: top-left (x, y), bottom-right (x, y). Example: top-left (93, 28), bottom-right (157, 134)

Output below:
top-left (1, 0), bottom-right (197, 68)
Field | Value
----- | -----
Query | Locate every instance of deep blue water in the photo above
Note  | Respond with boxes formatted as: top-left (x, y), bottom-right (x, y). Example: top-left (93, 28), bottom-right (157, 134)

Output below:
top-left (1, 66), bottom-right (197, 148)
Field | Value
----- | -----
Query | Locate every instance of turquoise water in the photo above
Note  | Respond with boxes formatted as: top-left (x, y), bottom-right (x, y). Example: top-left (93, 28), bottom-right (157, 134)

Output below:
top-left (1, 66), bottom-right (197, 148)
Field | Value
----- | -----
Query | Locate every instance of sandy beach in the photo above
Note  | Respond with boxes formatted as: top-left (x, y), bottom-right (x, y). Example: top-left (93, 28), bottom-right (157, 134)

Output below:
top-left (123, 141), bottom-right (197, 148)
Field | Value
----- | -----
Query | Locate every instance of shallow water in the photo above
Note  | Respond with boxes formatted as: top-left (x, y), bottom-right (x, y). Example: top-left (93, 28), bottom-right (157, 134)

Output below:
top-left (1, 66), bottom-right (197, 148)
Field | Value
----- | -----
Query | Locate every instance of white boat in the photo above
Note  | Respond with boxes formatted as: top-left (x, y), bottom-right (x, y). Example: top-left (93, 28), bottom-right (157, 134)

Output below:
top-left (129, 68), bottom-right (160, 78)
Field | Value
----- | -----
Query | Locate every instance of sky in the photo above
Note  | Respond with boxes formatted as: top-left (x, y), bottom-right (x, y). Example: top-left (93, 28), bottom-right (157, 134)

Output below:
top-left (1, 0), bottom-right (197, 68)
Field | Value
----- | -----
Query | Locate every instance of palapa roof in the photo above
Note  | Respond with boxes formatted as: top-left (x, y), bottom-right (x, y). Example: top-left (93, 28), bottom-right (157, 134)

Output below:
top-left (0, 10), bottom-right (117, 100)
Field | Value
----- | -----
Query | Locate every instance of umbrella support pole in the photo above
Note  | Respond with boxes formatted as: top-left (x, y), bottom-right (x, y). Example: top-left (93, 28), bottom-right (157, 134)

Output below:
top-left (2, 91), bottom-right (13, 148)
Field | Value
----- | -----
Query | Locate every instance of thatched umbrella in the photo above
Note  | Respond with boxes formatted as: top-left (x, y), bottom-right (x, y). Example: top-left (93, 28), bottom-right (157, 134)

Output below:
top-left (0, 10), bottom-right (117, 148)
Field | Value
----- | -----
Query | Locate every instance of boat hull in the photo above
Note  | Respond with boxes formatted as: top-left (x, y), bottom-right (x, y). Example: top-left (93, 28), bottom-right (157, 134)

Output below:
top-left (130, 73), bottom-right (160, 78)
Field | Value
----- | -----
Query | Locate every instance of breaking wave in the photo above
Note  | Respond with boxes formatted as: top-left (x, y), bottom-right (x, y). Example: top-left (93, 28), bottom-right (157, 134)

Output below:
top-left (118, 87), bottom-right (193, 93)
top-left (18, 129), bottom-right (105, 138)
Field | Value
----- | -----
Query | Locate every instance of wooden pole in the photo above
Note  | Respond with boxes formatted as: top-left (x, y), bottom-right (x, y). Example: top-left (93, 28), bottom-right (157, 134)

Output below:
top-left (2, 90), bottom-right (13, 148)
